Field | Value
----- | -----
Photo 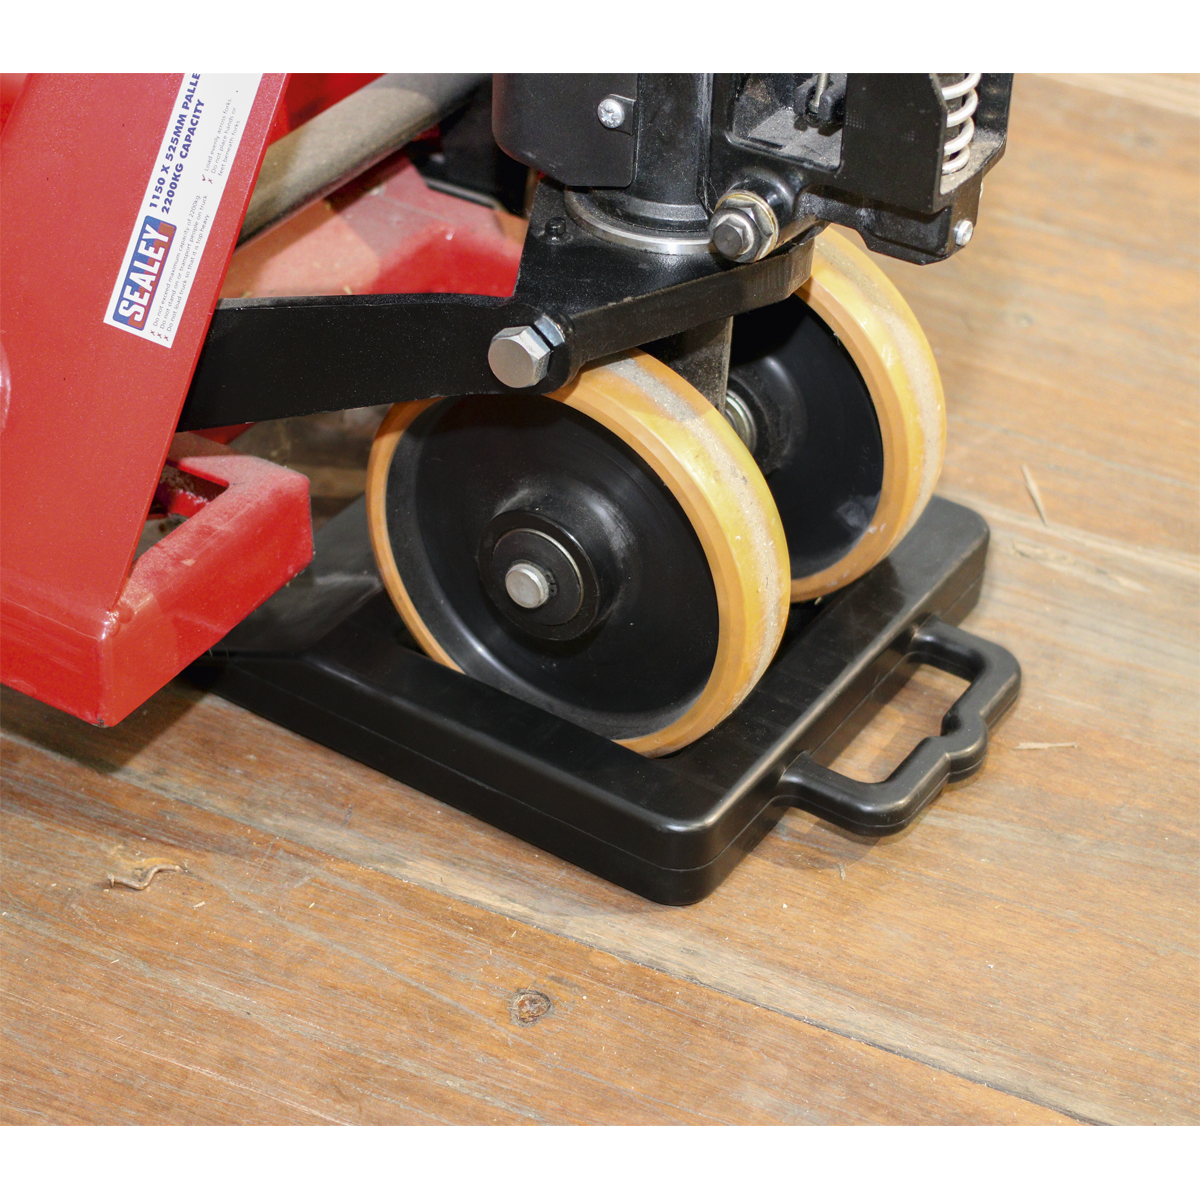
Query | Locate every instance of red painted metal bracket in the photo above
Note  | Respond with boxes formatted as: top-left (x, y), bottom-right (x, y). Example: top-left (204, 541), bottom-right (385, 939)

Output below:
top-left (1, 74), bottom-right (525, 728)
top-left (1, 73), bottom-right (313, 725)
top-left (1, 440), bottom-right (312, 726)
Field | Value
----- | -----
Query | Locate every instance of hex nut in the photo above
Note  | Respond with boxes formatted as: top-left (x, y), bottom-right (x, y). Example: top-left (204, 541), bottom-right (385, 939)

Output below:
top-left (711, 210), bottom-right (757, 261)
top-left (722, 389), bottom-right (758, 456)
top-left (488, 325), bottom-right (552, 389)
top-left (709, 191), bottom-right (780, 264)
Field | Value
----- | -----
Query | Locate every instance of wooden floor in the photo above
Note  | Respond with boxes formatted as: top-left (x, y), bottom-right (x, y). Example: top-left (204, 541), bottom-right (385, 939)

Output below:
top-left (2, 75), bottom-right (1197, 1125)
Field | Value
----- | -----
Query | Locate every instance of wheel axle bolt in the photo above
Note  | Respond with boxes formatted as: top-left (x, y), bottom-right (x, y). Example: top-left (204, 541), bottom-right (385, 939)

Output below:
top-left (505, 561), bottom-right (553, 609)
top-left (709, 191), bottom-right (780, 264)
top-left (489, 325), bottom-right (552, 389)
top-left (722, 389), bottom-right (758, 456)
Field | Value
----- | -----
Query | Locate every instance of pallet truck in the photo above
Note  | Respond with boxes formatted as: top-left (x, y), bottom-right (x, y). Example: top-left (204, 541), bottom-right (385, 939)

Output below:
top-left (1, 73), bottom-right (1020, 902)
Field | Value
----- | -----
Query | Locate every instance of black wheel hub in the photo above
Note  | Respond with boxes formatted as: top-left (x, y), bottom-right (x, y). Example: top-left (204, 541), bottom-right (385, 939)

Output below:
top-left (477, 510), bottom-right (606, 641)
top-left (728, 296), bottom-right (885, 581)
top-left (384, 395), bottom-right (720, 741)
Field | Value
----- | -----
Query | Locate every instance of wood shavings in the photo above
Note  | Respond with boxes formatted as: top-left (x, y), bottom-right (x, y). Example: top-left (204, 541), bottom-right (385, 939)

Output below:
top-left (1021, 464), bottom-right (1050, 526)
top-left (1008, 540), bottom-right (1148, 596)
top-left (1014, 742), bottom-right (1078, 751)
top-left (107, 861), bottom-right (185, 890)
top-left (105, 844), bottom-right (187, 891)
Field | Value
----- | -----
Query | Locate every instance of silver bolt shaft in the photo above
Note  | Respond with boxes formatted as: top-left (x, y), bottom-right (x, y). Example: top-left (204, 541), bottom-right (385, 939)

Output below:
top-left (505, 561), bottom-right (552, 609)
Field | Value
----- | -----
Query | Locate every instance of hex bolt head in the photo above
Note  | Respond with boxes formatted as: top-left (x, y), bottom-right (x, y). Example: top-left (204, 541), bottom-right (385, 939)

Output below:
top-left (596, 96), bottom-right (627, 129)
top-left (709, 191), bottom-right (780, 264)
top-left (954, 218), bottom-right (974, 247)
top-left (505, 561), bottom-right (552, 609)
top-left (711, 210), bottom-right (757, 261)
top-left (488, 325), bottom-right (552, 389)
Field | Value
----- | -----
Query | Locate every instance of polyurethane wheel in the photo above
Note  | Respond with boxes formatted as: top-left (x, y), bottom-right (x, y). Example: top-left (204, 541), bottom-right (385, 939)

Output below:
top-left (726, 229), bottom-right (946, 602)
top-left (366, 349), bottom-right (791, 757)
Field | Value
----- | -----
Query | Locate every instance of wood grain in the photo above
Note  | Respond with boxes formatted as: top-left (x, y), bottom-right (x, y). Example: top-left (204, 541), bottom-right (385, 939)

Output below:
top-left (868, 75), bottom-right (1200, 558)
top-left (0, 736), bottom-right (1066, 1125)
top-left (1038, 74), bottom-right (1200, 119)
top-left (2, 74), bottom-right (1197, 1124)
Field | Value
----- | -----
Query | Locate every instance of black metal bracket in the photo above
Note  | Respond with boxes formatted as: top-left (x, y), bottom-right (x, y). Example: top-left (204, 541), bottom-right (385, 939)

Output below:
top-left (177, 183), bottom-right (813, 431)
top-left (178, 74), bottom-right (1013, 429)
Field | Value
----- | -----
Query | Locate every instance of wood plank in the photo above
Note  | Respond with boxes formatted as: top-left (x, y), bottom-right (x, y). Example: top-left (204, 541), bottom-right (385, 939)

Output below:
top-left (1038, 74), bottom-right (1200, 119)
top-left (0, 737), bottom-right (1068, 1125)
top-left (858, 75), bottom-right (1200, 557)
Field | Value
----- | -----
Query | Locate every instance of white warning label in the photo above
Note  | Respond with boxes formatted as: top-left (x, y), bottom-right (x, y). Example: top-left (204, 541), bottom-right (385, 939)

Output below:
top-left (104, 73), bottom-right (263, 349)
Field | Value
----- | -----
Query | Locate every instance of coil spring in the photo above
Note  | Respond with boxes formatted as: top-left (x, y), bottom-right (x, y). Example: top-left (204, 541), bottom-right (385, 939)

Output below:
top-left (941, 72), bottom-right (981, 174)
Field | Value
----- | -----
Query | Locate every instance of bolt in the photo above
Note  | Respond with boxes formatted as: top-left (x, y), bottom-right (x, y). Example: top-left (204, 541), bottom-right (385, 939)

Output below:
top-left (808, 72), bottom-right (830, 115)
top-left (798, 72), bottom-right (846, 130)
top-left (488, 325), bottom-right (552, 389)
top-left (544, 217), bottom-right (567, 242)
top-left (596, 96), bottom-right (626, 129)
top-left (954, 219), bottom-right (974, 247)
top-left (711, 209), bottom-right (757, 261)
top-left (504, 561), bottom-right (552, 609)
top-left (709, 190), bottom-right (780, 264)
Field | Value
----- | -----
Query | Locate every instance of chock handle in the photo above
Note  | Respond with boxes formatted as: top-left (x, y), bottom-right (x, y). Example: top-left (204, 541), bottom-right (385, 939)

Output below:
top-left (776, 617), bottom-right (1021, 836)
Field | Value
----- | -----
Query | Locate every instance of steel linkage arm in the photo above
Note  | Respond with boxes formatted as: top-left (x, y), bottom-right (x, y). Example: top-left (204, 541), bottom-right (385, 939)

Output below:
top-left (177, 183), bottom-right (813, 430)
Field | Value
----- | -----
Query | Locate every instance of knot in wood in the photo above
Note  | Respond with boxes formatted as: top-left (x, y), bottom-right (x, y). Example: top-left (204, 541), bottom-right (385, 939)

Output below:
top-left (510, 989), bottom-right (552, 1026)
